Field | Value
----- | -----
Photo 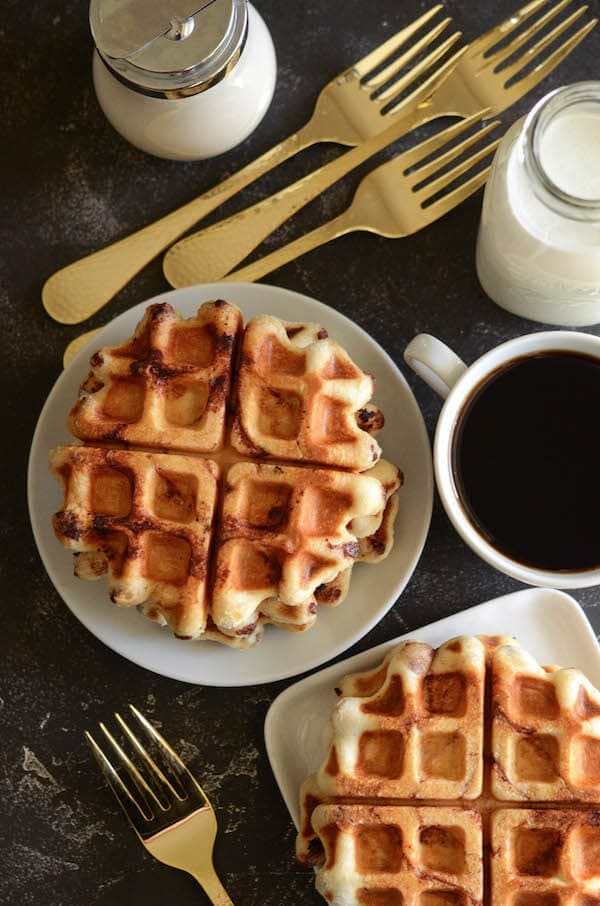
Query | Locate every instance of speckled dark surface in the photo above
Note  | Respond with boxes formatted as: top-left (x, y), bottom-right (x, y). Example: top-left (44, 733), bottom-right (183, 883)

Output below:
top-left (4, 1), bottom-right (600, 903)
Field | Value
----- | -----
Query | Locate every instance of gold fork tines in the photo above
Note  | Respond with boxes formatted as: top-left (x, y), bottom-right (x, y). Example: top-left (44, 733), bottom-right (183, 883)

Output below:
top-left (433, 0), bottom-right (596, 115)
top-left (359, 13), bottom-right (453, 90)
top-left (42, 5), bottom-right (456, 325)
top-left (221, 112), bottom-right (502, 284)
top-left (163, 0), bottom-right (596, 288)
top-left (475, 0), bottom-right (578, 65)
top-left (86, 706), bottom-right (234, 906)
top-left (351, 5), bottom-right (445, 79)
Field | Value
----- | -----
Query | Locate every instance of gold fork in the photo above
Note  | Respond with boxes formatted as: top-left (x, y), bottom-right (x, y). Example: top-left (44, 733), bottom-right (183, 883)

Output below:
top-left (222, 112), bottom-right (502, 283)
top-left (60, 113), bottom-right (498, 369)
top-left (59, 0), bottom-right (597, 364)
top-left (86, 705), bottom-right (233, 905)
top-left (43, 6), bottom-right (457, 325)
top-left (163, 0), bottom-right (596, 287)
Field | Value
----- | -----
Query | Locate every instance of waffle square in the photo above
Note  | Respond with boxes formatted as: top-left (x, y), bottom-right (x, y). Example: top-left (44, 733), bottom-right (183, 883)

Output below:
top-left (492, 643), bottom-right (600, 802)
top-left (50, 445), bottom-right (219, 641)
top-left (491, 809), bottom-right (600, 906)
top-left (312, 804), bottom-right (483, 906)
top-left (69, 300), bottom-right (243, 452)
top-left (315, 636), bottom-right (487, 801)
top-left (297, 635), bottom-right (600, 905)
top-left (51, 301), bottom-right (402, 647)
top-left (212, 461), bottom-right (397, 633)
top-left (230, 314), bottom-right (383, 470)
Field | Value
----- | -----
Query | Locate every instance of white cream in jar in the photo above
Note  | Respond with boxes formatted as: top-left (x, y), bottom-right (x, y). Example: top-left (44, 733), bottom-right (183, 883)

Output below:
top-left (90, 0), bottom-right (277, 161)
top-left (476, 82), bottom-right (600, 326)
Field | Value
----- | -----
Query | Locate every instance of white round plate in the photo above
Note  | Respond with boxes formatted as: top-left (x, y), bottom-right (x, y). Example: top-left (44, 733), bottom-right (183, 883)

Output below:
top-left (28, 283), bottom-right (433, 686)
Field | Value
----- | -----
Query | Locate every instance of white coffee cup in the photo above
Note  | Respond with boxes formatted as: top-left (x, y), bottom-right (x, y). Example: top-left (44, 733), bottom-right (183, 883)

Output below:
top-left (404, 330), bottom-right (600, 589)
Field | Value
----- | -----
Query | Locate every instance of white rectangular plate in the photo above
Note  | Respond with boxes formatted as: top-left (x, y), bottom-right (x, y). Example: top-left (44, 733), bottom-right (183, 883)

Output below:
top-left (264, 587), bottom-right (600, 829)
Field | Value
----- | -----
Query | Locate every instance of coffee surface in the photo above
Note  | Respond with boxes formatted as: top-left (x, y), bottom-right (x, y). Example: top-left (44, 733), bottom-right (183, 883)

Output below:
top-left (451, 351), bottom-right (600, 571)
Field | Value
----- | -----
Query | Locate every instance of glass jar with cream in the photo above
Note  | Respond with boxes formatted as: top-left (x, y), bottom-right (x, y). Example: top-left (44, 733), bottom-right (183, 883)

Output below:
top-left (476, 82), bottom-right (600, 326)
top-left (89, 0), bottom-right (277, 161)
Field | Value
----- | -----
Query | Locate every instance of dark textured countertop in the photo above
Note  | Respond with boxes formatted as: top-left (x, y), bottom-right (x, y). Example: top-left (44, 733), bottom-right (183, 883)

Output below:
top-left (4, 1), bottom-right (600, 903)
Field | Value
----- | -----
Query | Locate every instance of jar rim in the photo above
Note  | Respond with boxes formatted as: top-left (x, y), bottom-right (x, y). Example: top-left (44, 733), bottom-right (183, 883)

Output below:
top-left (521, 81), bottom-right (600, 222)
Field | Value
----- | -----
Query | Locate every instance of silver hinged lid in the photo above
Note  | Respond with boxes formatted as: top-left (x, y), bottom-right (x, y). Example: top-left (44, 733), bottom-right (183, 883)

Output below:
top-left (90, 0), bottom-right (248, 98)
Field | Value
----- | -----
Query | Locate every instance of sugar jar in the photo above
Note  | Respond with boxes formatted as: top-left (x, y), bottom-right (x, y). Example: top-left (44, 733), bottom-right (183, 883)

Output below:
top-left (476, 82), bottom-right (600, 326)
top-left (89, 0), bottom-right (277, 161)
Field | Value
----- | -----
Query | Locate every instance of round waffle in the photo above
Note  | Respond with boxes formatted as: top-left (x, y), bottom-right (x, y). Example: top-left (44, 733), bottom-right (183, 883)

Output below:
top-left (50, 300), bottom-right (402, 648)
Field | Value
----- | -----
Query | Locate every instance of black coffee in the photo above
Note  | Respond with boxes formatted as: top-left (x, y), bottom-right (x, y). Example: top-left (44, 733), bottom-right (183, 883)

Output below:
top-left (451, 350), bottom-right (600, 572)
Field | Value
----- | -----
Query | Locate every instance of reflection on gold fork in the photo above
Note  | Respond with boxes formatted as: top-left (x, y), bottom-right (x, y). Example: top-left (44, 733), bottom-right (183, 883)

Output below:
top-left (163, 0), bottom-right (596, 287)
top-left (223, 112), bottom-right (502, 283)
top-left (43, 6), bottom-right (459, 325)
top-left (61, 115), bottom-right (500, 365)
top-left (86, 705), bottom-right (233, 905)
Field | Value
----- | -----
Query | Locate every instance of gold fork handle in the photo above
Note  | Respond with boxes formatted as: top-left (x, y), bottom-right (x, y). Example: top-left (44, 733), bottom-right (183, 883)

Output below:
top-left (227, 210), bottom-right (359, 283)
top-left (63, 326), bottom-right (103, 368)
top-left (42, 123), bottom-right (319, 325)
top-left (163, 106), bottom-right (423, 289)
top-left (191, 865), bottom-right (234, 906)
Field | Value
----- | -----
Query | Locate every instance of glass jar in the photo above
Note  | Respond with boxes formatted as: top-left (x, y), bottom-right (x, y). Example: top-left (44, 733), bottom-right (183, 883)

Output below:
top-left (90, 0), bottom-right (277, 161)
top-left (476, 82), bottom-right (600, 326)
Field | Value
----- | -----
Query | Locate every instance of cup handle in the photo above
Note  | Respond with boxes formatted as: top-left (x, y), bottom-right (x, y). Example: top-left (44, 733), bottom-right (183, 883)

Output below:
top-left (404, 334), bottom-right (468, 400)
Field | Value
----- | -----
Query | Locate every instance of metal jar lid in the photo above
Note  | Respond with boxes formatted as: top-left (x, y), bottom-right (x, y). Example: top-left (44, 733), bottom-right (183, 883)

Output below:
top-left (90, 0), bottom-right (248, 99)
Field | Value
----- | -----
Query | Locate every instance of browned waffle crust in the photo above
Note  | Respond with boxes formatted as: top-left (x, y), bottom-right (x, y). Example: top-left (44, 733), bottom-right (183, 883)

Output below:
top-left (230, 314), bottom-right (382, 469)
top-left (69, 300), bottom-right (243, 452)
top-left (50, 300), bottom-right (402, 647)
top-left (298, 635), bottom-right (600, 905)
